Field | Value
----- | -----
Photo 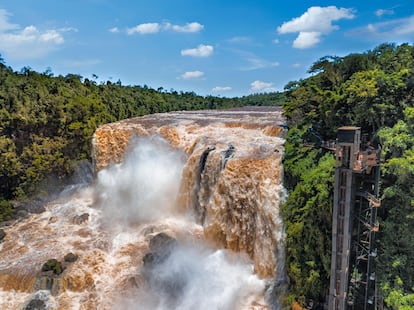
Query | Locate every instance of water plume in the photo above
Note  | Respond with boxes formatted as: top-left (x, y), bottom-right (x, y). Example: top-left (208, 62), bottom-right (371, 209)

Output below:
top-left (119, 244), bottom-right (266, 310)
top-left (94, 135), bottom-right (185, 227)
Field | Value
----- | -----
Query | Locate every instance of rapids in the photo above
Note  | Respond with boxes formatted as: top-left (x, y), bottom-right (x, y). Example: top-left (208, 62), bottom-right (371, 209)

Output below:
top-left (0, 107), bottom-right (287, 309)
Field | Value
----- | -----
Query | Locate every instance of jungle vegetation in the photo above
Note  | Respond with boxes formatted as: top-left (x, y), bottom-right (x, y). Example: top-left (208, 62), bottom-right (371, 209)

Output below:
top-left (282, 42), bottom-right (414, 309)
top-left (0, 54), bottom-right (284, 220)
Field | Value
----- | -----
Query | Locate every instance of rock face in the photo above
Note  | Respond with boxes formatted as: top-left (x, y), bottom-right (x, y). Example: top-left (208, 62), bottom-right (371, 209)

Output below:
top-left (0, 229), bottom-right (5, 242)
top-left (143, 233), bottom-right (178, 267)
top-left (93, 106), bottom-right (287, 279)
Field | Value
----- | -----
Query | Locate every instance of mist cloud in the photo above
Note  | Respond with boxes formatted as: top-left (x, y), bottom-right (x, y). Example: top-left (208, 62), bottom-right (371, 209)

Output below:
top-left (95, 135), bottom-right (185, 227)
top-left (120, 245), bottom-right (265, 310)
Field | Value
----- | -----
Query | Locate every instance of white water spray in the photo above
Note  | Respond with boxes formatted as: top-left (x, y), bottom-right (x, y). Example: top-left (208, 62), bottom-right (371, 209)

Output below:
top-left (95, 135), bottom-right (185, 226)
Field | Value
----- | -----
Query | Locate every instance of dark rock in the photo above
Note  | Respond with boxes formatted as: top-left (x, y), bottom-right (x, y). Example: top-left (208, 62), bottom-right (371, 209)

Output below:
top-left (23, 298), bottom-right (46, 310)
top-left (143, 233), bottom-right (177, 269)
top-left (23, 290), bottom-right (51, 309)
top-left (142, 252), bottom-right (156, 266)
top-left (72, 213), bottom-right (89, 225)
top-left (220, 144), bottom-right (235, 170)
top-left (141, 225), bottom-right (155, 236)
top-left (64, 252), bottom-right (78, 262)
top-left (148, 233), bottom-right (177, 257)
top-left (0, 229), bottom-right (5, 242)
top-left (16, 209), bottom-right (29, 219)
top-left (142, 234), bottom-right (191, 306)
top-left (21, 199), bottom-right (46, 214)
top-left (142, 233), bottom-right (185, 304)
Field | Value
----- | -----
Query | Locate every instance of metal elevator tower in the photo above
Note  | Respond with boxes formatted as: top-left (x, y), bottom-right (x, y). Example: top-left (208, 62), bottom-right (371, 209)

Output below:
top-left (328, 127), bottom-right (381, 310)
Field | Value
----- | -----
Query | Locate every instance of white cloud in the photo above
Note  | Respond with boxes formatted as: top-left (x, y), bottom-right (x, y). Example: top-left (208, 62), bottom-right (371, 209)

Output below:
top-left (109, 27), bottom-right (119, 33)
top-left (165, 22), bottom-right (203, 33)
top-left (240, 54), bottom-right (279, 71)
top-left (0, 9), bottom-right (68, 60)
top-left (391, 15), bottom-right (414, 35)
top-left (349, 15), bottom-right (414, 40)
top-left (0, 9), bottom-right (17, 31)
top-left (272, 38), bottom-right (279, 44)
top-left (180, 71), bottom-right (204, 80)
top-left (39, 29), bottom-right (64, 43)
top-left (375, 9), bottom-right (394, 17)
top-left (293, 31), bottom-right (321, 49)
top-left (277, 6), bottom-right (355, 48)
top-left (127, 23), bottom-right (161, 35)
top-left (126, 21), bottom-right (204, 35)
top-left (212, 86), bottom-right (232, 92)
top-left (249, 80), bottom-right (276, 93)
top-left (181, 44), bottom-right (214, 57)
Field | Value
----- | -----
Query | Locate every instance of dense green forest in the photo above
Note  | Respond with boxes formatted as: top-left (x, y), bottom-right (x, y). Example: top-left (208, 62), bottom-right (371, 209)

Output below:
top-left (0, 55), bottom-right (284, 220)
top-left (282, 42), bottom-right (414, 308)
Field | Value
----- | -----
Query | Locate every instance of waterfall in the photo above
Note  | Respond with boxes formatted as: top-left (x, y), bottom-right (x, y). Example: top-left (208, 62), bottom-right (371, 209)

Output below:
top-left (0, 107), bottom-right (287, 309)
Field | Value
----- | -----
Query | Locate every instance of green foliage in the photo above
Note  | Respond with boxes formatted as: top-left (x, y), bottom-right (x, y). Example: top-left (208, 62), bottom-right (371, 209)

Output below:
top-left (41, 258), bottom-right (63, 275)
top-left (282, 129), bottom-right (334, 301)
top-left (382, 277), bottom-right (414, 309)
top-left (282, 42), bottom-right (414, 307)
top-left (0, 199), bottom-right (14, 221)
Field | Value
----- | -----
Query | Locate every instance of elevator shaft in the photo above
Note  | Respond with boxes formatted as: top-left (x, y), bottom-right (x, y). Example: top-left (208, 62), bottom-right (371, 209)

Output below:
top-left (328, 127), bottom-right (380, 310)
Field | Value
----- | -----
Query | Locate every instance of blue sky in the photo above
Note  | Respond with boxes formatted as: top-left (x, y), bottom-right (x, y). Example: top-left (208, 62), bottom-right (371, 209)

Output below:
top-left (0, 1), bottom-right (413, 97)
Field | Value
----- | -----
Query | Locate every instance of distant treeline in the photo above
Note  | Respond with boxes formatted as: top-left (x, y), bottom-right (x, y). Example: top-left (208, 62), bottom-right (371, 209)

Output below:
top-left (281, 43), bottom-right (414, 308)
top-left (0, 55), bottom-right (284, 219)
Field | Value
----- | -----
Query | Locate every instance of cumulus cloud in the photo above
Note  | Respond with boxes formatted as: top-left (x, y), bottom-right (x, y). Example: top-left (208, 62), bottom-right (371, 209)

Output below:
top-left (126, 21), bottom-right (204, 35)
top-left (180, 70), bottom-right (204, 80)
top-left (277, 6), bottom-right (355, 48)
top-left (292, 31), bottom-right (321, 48)
top-left (165, 22), bottom-right (204, 33)
top-left (249, 80), bottom-right (276, 93)
top-left (181, 44), bottom-right (214, 57)
top-left (0, 9), bottom-right (68, 60)
top-left (212, 86), bottom-right (232, 92)
top-left (127, 22), bottom-right (161, 35)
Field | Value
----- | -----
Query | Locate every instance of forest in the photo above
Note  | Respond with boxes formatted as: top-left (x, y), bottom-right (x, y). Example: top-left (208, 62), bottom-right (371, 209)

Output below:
top-left (1, 42), bottom-right (414, 309)
top-left (282, 42), bottom-right (414, 308)
top-left (0, 55), bottom-right (284, 220)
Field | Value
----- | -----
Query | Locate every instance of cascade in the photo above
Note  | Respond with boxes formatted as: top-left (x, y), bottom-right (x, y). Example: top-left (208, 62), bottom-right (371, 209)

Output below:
top-left (0, 107), bottom-right (287, 309)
